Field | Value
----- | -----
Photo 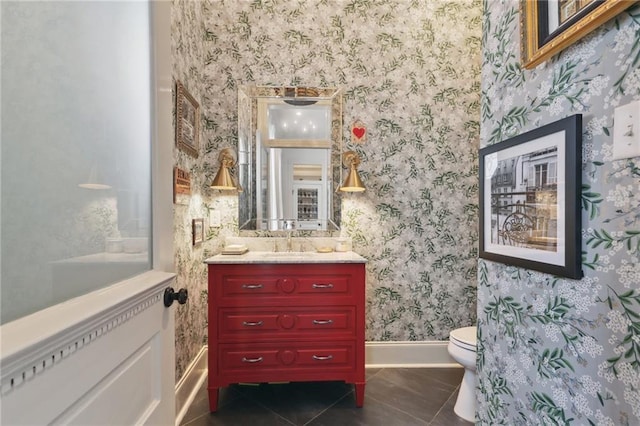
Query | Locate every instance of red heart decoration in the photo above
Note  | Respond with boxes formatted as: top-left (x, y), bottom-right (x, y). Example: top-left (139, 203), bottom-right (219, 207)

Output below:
top-left (352, 127), bottom-right (366, 139)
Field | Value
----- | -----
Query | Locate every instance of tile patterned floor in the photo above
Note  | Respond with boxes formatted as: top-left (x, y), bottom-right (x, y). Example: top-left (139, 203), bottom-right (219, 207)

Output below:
top-left (180, 368), bottom-right (474, 425)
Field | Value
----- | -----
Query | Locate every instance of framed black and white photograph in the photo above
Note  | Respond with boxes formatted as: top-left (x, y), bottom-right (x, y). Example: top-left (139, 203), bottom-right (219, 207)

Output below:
top-left (479, 114), bottom-right (582, 279)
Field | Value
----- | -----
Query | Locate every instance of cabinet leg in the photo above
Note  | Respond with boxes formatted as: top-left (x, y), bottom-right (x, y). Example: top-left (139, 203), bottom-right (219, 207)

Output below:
top-left (355, 382), bottom-right (365, 407)
top-left (208, 387), bottom-right (219, 412)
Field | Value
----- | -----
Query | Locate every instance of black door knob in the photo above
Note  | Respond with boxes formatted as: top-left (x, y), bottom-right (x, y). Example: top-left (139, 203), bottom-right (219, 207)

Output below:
top-left (164, 287), bottom-right (188, 307)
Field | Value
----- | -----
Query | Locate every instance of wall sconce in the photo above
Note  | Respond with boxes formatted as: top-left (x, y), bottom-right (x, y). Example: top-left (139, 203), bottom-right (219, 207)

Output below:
top-left (211, 148), bottom-right (241, 192)
top-left (339, 151), bottom-right (366, 192)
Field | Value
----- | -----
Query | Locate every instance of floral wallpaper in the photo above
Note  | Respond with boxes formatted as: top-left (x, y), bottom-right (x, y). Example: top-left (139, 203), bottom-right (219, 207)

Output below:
top-left (172, 0), bottom-right (210, 381)
top-left (172, 0), bottom-right (246, 380)
top-left (479, 2), bottom-right (640, 424)
top-left (171, 0), bottom-right (482, 381)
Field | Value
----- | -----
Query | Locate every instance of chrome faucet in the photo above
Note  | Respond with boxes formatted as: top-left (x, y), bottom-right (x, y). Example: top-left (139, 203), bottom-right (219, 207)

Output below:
top-left (286, 232), bottom-right (293, 252)
top-left (283, 220), bottom-right (296, 252)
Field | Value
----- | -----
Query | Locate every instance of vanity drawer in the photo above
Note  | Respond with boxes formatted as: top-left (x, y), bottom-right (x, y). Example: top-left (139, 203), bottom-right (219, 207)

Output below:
top-left (218, 307), bottom-right (356, 340)
top-left (296, 276), bottom-right (350, 295)
top-left (212, 264), bottom-right (359, 305)
top-left (218, 276), bottom-right (282, 297)
top-left (219, 342), bottom-right (355, 373)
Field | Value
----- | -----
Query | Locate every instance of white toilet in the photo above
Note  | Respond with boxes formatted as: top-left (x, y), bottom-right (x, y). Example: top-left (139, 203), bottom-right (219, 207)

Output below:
top-left (447, 326), bottom-right (477, 423)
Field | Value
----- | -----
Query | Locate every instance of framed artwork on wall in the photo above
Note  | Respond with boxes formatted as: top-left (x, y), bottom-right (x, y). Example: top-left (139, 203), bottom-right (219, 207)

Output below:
top-left (173, 167), bottom-right (191, 204)
top-left (520, 0), bottom-right (636, 69)
top-left (479, 114), bottom-right (583, 279)
top-left (176, 80), bottom-right (200, 157)
top-left (192, 218), bottom-right (204, 246)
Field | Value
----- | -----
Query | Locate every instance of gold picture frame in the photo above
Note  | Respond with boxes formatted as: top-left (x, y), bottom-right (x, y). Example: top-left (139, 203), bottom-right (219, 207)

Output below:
top-left (176, 80), bottom-right (200, 157)
top-left (521, 0), bottom-right (637, 69)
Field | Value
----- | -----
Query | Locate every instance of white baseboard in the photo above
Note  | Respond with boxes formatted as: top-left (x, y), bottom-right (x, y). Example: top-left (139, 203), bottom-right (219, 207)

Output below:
top-left (174, 341), bottom-right (459, 423)
top-left (175, 346), bottom-right (208, 426)
top-left (365, 341), bottom-right (459, 368)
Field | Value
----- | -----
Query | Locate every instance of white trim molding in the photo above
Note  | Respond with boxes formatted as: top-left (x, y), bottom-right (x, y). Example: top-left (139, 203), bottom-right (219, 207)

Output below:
top-left (365, 341), bottom-right (460, 369)
top-left (175, 346), bottom-right (208, 426)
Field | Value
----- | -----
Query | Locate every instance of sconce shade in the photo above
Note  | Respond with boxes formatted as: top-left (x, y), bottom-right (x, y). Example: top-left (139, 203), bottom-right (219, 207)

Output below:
top-left (211, 148), bottom-right (241, 191)
top-left (78, 165), bottom-right (112, 190)
top-left (211, 165), bottom-right (236, 190)
top-left (340, 165), bottom-right (366, 192)
top-left (339, 151), bottom-right (366, 192)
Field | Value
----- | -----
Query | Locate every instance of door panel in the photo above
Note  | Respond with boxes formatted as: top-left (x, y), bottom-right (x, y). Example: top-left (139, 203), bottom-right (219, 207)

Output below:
top-left (0, 273), bottom-right (176, 425)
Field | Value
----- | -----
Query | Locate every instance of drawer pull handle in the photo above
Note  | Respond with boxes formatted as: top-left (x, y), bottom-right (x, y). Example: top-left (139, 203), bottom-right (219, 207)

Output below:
top-left (312, 355), bottom-right (334, 361)
top-left (312, 283), bottom-right (334, 289)
top-left (242, 356), bottom-right (263, 363)
top-left (242, 320), bottom-right (264, 327)
top-left (313, 319), bottom-right (334, 325)
top-left (242, 284), bottom-right (263, 289)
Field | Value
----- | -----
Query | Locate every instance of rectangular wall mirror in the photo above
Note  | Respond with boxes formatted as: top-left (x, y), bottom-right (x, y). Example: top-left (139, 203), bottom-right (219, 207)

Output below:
top-left (237, 85), bottom-right (343, 231)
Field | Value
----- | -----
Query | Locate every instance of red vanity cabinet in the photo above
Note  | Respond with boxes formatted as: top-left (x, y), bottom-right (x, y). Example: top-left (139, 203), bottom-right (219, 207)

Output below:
top-left (206, 261), bottom-right (366, 412)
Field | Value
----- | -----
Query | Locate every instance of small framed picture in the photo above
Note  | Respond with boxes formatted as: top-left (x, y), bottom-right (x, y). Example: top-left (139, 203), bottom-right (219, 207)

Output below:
top-left (479, 114), bottom-right (582, 279)
top-left (176, 80), bottom-right (200, 158)
top-left (173, 167), bottom-right (191, 204)
top-left (192, 218), bottom-right (204, 246)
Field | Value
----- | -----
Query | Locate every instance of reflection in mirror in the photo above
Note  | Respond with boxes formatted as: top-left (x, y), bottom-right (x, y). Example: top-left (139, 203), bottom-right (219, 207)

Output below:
top-left (238, 86), bottom-right (342, 231)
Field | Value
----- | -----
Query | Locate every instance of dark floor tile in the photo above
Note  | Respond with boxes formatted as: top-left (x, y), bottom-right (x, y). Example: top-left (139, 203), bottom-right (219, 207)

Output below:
top-left (179, 368), bottom-right (467, 426)
top-left (232, 381), bottom-right (354, 425)
top-left (180, 382), bottom-right (243, 425)
top-left (364, 372), bottom-right (454, 423)
top-left (418, 367), bottom-right (465, 388)
top-left (365, 367), bottom-right (382, 380)
top-left (375, 368), bottom-right (463, 396)
top-left (182, 396), bottom-right (295, 426)
top-left (430, 389), bottom-right (474, 426)
top-left (307, 392), bottom-right (429, 426)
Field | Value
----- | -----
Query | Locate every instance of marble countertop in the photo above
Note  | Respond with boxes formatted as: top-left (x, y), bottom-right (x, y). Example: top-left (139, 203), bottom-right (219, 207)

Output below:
top-left (204, 250), bottom-right (367, 264)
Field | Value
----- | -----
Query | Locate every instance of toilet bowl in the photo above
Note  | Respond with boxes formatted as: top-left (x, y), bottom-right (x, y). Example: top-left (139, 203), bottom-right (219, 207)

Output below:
top-left (447, 326), bottom-right (477, 423)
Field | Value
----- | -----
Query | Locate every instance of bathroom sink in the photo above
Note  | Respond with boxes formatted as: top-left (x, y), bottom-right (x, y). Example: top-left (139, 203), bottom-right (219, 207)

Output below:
top-left (259, 251), bottom-right (318, 258)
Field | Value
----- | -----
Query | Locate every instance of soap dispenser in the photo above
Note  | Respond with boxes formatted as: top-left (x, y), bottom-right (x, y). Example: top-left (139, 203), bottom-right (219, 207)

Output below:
top-left (335, 238), bottom-right (349, 252)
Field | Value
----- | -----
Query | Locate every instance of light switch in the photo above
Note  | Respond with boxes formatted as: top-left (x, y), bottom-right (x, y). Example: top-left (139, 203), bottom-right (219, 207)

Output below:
top-left (612, 100), bottom-right (640, 160)
top-left (209, 209), bottom-right (221, 227)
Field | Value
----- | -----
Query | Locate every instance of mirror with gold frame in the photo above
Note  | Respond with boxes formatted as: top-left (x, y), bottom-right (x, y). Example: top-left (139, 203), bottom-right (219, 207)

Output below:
top-left (237, 85), bottom-right (343, 232)
top-left (521, 0), bottom-right (636, 69)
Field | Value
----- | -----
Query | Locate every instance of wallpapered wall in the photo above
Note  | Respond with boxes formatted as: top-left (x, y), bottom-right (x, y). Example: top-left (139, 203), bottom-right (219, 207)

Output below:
top-left (479, 2), bottom-right (640, 424)
top-left (171, 0), bottom-right (482, 380)
top-left (172, 0), bottom-right (211, 380)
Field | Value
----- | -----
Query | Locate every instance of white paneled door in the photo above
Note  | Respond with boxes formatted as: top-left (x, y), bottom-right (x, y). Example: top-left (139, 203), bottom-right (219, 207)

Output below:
top-left (0, 273), bottom-right (177, 425)
top-left (1, 0), bottom-right (177, 424)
